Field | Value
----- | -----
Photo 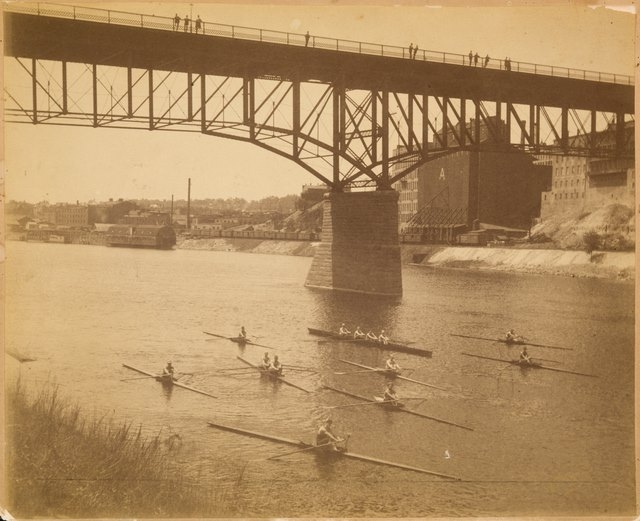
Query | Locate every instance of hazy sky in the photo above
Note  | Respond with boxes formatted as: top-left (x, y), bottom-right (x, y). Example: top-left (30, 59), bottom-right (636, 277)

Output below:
top-left (4, 1), bottom-right (635, 203)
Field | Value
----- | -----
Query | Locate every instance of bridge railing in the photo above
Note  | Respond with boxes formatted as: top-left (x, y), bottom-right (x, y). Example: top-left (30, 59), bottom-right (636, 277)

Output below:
top-left (7, 2), bottom-right (633, 86)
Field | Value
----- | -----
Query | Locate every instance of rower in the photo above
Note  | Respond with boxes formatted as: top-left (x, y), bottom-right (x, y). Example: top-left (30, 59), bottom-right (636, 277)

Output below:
top-left (338, 323), bottom-right (351, 336)
top-left (383, 382), bottom-right (399, 406)
top-left (316, 418), bottom-right (345, 451)
top-left (378, 330), bottom-right (389, 345)
top-left (519, 347), bottom-right (532, 365)
top-left (505, 328), bottom-right (519, 343)
top-left (385, 354), bottom-right (401, 374)
top-left (366, 330), bottom-right (378, 341)
top-left (260, 352), bottom-right (271, 370)
top-left (269, 355), bottom-right (283, 376)
top-left (239, 326), bottom-right (248, 340)
top-left (163, 361), bottom-right (174, 376)
top-left (353, 326), bottom-right (365, 340)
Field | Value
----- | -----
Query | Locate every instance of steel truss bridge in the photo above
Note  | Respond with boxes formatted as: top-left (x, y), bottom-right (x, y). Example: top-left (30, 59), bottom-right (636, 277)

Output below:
top-left (4, 3), bottom-right (635, 191)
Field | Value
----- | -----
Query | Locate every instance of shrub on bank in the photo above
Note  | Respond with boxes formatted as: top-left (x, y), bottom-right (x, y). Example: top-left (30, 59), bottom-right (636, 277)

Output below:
top-left (6, 380), bottom-right (243, 518)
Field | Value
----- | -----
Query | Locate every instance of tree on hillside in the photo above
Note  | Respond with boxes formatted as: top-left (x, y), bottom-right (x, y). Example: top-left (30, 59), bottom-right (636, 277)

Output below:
top-left (583, 230), bottom-right (601, 259)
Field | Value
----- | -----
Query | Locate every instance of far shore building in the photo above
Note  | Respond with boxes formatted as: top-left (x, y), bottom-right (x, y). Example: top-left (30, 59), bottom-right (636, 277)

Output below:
top-left (539, 123), bottom-right (635, 219)
top-left (393, 116), bottom-right (551, 238)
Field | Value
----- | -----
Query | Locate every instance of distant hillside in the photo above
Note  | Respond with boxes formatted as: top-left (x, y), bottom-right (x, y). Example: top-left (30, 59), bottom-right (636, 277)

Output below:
top-left (530, 203), bottom-right (634, 251)
top-left (283, 200), bottom-right (323, 233)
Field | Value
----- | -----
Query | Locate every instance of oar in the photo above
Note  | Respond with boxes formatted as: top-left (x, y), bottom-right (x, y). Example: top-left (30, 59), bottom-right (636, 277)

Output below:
top-left (323, 399), bottom-right (399, 409)
top-left (244, 340), bottom-right (279, 350)
top-left (396, 374), bottom-right (448, 392)
top-left (333, 369), bottom-right (382, 375)
top-left (203, 331), bottom-right (232, 339)
top-left (450, 333), bottom-right (572, 351)
top-left (121, 374), bottom-right (164, 381)
top-left (284, 367), bottom-right (318, 374)
top-left (532, 357), bottom-right (561, 364)
top-left (267, 441), bottom-right (332, 460)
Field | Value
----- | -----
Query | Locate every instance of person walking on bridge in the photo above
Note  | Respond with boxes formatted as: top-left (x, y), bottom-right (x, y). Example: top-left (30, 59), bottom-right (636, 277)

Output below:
top-left (413, 45), bottom-right (419, 59)
top-left (195, 15), bottom-right (202, 34)
top-left (408, 43), bottom-right (413, 59)
top-left (305, 31), bottom-right (311, 47)
top-left (184, 15), bottom-right (190, 32)
top-left (468, 50), bottom-right (473, 65)
top-left (474, 52), bottom-right (479, 66)
top-left (173, 13), bottom-right (180, 30)
top-left (484, 54), bottom-right (490, 68)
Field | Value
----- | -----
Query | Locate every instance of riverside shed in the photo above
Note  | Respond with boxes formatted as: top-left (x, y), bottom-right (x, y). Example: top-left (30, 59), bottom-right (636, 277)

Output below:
top-left (106, 225), bottom-right (176, 249)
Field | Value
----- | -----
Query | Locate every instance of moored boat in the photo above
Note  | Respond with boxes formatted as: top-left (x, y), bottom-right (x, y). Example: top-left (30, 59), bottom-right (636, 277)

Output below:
top-left (308, 327), bottom-right (432, 358)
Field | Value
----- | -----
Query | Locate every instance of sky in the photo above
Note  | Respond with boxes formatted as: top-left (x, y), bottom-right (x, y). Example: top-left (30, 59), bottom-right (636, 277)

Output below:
top-left (3, 1), bottom-right (636, 204)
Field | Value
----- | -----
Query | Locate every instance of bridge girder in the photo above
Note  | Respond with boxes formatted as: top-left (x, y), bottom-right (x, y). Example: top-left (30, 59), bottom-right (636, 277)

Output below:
top-left (4, 10), bottom-right (635, 190)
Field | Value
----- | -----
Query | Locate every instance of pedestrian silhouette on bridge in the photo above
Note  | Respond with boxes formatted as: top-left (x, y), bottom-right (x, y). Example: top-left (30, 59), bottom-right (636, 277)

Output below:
top-left (184, 15), bottom-right (190, 32)
top-left (474, 52), bottom-right (479, 66)
top-left (484, 54), bottom-right (490, 68)
top-left (468, 50), bottom-right (473, 65)
top-left (413, 45), bottom-right (419, 59)
top-left (305, 31), bottom-right (311, 47)
top-left (195, 15), bottom-right (202, 34)
top-left (408, 43), bottom-right (413, 59)
top-left (173, 13), bottom-right (180, 30)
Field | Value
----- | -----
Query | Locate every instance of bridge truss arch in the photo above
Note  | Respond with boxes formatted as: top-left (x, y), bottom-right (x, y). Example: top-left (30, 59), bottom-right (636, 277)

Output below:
top-left (4, 9), bottom-right (634, 193)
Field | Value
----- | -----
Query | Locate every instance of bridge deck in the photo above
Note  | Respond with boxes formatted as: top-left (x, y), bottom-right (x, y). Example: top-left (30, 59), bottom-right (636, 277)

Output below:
top-left (4, 10), bottom-right (633, 114)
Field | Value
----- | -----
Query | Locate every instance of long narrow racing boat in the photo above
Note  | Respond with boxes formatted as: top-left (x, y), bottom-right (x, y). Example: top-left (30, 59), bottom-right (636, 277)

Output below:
top-left (122, 364), bottom-right (218, 399)
top-left (323, 385), bottom-right (473, 431)
top-left (203, 331), bottom-right (277, 350)
top-left (460, 353), bottom-right (596, 377)
top-left (308, 327), bottom-right (432, 358)
top-left (236, 356), bottom-right (313, 394)
top-left (207, 420), bottom-right (460, 479)
top-left (339, 359), bottom-right (448, 391)
top-left (451, 333), bottom-right (572, 351)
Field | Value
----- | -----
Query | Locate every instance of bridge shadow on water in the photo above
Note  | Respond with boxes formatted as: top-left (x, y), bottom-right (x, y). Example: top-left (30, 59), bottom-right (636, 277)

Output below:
top-left (307, 288), bottom-right (402, 335)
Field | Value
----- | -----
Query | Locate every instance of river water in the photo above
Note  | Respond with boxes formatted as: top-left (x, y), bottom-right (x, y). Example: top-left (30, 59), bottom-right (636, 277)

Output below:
top-left (5, 241), bottom-right (635, 517)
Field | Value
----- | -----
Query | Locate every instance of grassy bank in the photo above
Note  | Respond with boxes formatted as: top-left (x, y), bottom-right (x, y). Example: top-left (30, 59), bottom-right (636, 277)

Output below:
top-left (6, 380), bottom-right (244, 518)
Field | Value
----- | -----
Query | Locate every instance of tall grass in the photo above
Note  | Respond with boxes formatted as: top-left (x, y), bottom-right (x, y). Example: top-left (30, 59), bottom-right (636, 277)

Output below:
top-left (6, 380), bottom-right (245, 518)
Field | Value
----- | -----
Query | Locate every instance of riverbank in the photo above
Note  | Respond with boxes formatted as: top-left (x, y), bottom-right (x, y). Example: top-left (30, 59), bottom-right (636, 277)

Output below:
top-left (177, 237), bottom-right (634, 280)
top-left (6, 381), bottom-right (242, 518)
top-left (406, 245), bottom-right (635, 280)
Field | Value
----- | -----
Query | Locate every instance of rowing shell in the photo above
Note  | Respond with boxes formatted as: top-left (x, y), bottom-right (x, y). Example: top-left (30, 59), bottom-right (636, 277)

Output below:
top-left (450, 334), bottom-right (572, 351)
top-left (207, 420), bottom-right (460, 479)
top-left (203, 331), bottom-right (277, 350)
top-left (236, 356), bottom-right (312, 394)
top-left (338, 359), bottom-right (448, 391)
top-left (323, 385), bottom-right (473, 431)
top-left (460, 353), bottom-right (596, 377)
top-left (308, 328), bottom-right (432, 358)
top-left (122, 364), bottom-right (218, 399)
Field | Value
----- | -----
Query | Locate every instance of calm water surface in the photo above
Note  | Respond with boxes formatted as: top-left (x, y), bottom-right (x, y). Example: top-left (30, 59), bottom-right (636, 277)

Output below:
top-left (6, 241), bottom-right (635, 517)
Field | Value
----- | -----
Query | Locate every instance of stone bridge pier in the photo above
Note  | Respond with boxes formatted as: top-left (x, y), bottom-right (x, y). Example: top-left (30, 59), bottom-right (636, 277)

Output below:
top-left (305, 190), bottom-right (402, 297)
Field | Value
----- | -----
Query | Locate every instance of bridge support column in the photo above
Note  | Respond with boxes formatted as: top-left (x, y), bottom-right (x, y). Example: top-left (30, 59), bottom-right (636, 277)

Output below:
top-left (305, 190), bottom-right (402, 297)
